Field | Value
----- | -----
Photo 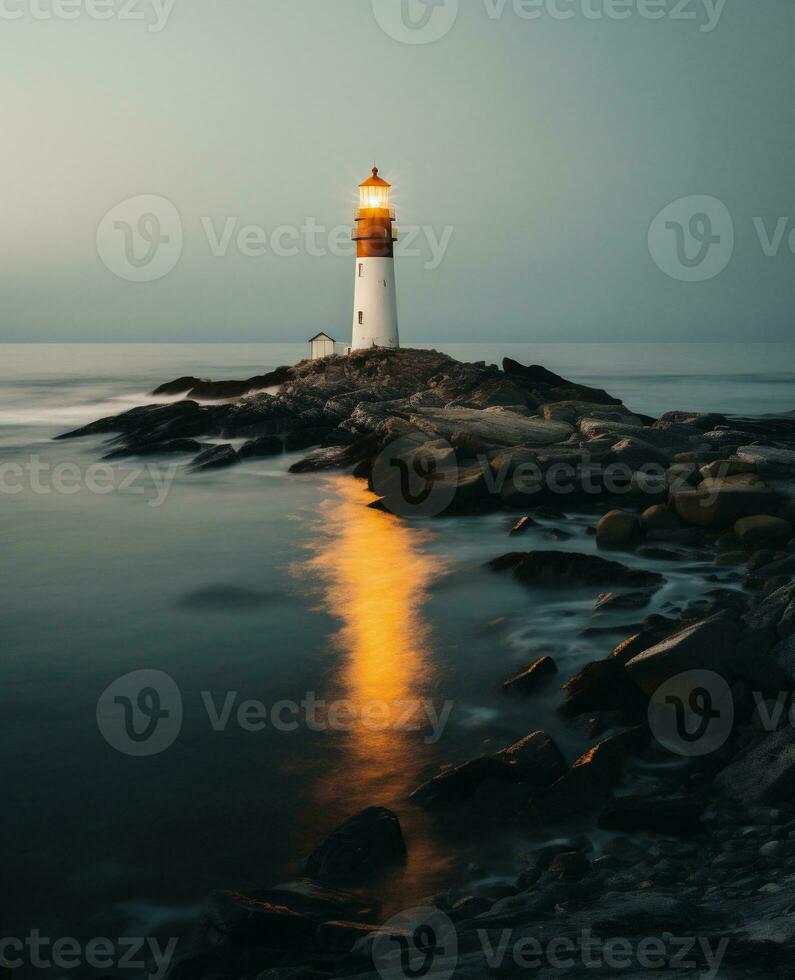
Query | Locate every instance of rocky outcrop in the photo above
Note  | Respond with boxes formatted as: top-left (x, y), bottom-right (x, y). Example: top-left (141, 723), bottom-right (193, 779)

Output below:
top-left (304, 807), bottom-right (406, 884)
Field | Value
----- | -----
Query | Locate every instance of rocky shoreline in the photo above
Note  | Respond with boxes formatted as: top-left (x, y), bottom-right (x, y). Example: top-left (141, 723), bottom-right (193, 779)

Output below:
top-left (59, 348), bottom-right (795, 979)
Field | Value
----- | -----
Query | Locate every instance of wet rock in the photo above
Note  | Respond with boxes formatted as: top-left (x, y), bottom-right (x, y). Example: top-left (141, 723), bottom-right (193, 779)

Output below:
top-left (409, 405), bottom-right (573, 447)
top-left (611, 436), bottom-right (671, 469)
top-left (714, 728), bottom-right (795, 805)
top-left (203, 891), bottom-right (314, 948)
top-left (533, 728), bottom-right (647, 822)
top-left (735, 515), bottom-right (793, 549)
top-left (625, 612), bottom-right (740, 694)
top-left (736, 445), bottom-right (795, 477)
top-left (190, 444), bottom-right (239, 471)
top-left (700, 458), bottom-right (759, 480)
top-left (598, 796), bottom-right (704, 836)
top-left (502, 656), bottom-right (557, 695)
top-left (642, 504), bottom-right (679, 533)
top-left (239, 436), bottom-right (284, 458)
top-left (749, 549), bottom-right (777, 571)
top-left (594, 591), bottom-right (654, 612)
top-left (546, 851), bottom-right (591, 882)
top-left (509, 515), bottom-right (538, 536)
top-left (304, 807), bottom-right (406, 884)
top-left (745, 582), bottom-right (795, 637)
top-left (494, 731), bottom-right (568, 786)
top-left (103, 437), bottom-right (203, 459)
top-left (154, 366), bottom-right (294, 400)
top-left (715, 551), bottom-right (748, 566)
top-left (256, 880), bottom-right (379, 923)
top-left (411, 732), bottom-right (566, 807)
top-left (596, 509), bottom-right (641, 549)
top-left (673, 487), bottom-right (780, 529)
top-left (488, 551), bottom-right (664, 590)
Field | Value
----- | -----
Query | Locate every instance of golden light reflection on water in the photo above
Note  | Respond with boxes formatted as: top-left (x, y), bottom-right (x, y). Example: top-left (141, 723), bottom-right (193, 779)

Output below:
top-left (302, 476), bottom-right (452, 899)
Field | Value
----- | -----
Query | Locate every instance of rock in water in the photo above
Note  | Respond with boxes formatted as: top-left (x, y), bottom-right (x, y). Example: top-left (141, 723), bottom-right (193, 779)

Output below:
top-left (304, 807), bottom-right (406, 884)
top-left (502, 656), bottom-right (558, 695)
top-left (203, 890), bottom-right (315, 948)
top-left (532, 727), bottom-right (647, 822)
top-left (734, 515), bottom-right (793, 548)
top-left (596, 509), bottom-right (642, 549)
top-left (488, 551), bottom-right (664, 589)
top-left (624, 612), bottom-right (740, 694)
top-left (190, 444), bottom-right (239, 471)
top-left (410, 731), bottom-right (566, 807)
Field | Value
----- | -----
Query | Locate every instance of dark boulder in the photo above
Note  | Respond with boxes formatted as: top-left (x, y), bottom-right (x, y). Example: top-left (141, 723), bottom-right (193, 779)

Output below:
top-left (488, 550), bottom-right (664, 590)
top-left (203, 890), bottom-right (314, 949)
top-left (410, 731), bottom-right (566, 808)
top-left (625, 612), bottom-right (740, 695)
top-left (103, 437), bottom-right (202, 459)
top-left (533, 727), bottom-right (647, 823)
top-left (304, 807), bottom-right (406, 884)
top-left (190, 444), bottom-right (240, 471)
top-left (239, 436), bottom-right (284, 459)
top-left (502, 656), bottom-right (558, 696)
top-left (154, 366), bottom-right (294, 400)
top-left (714, 727), bottom-right (795, 805)
top-left (151, 376), bottom-right (202, 396)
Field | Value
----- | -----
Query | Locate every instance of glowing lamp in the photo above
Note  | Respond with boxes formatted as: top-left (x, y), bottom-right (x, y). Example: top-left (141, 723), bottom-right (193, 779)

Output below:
top-left (359, 167), bottom-right (391, 210)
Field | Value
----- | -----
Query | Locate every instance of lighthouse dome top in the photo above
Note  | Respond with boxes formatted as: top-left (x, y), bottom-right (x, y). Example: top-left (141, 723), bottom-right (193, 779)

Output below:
top-left (359, 166), bottom-right (391, 189)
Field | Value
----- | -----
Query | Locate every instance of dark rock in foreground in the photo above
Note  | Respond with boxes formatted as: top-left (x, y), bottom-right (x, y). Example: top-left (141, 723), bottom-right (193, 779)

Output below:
top-left (304, 807), bottom-right (406, 884)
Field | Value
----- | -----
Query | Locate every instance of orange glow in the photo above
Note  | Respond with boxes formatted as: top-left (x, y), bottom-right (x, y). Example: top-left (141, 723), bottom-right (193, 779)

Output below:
top-left (298, 477), bottom-right (453, 902)
top-left (307, 478), bottom-right (441, 795)
top-left (359, 186), bottom-right (390, 210)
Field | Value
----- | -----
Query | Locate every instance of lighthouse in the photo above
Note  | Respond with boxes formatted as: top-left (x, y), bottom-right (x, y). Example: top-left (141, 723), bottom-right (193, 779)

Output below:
top-left (351, 167), bottom-right (400, 350)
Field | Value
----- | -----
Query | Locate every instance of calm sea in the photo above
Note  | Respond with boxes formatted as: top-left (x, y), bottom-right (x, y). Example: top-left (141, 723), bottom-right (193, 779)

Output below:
top-left (1, 343), bottom-right (793, 959)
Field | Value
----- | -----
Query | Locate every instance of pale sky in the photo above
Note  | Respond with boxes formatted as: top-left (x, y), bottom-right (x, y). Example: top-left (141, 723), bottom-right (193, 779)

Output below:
top-left (2, 0), bottom-right (794, 342)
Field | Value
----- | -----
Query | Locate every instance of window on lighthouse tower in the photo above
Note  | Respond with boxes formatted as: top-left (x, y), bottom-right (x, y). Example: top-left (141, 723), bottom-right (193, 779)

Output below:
top-left (358, 311), bottom-right (364, 325)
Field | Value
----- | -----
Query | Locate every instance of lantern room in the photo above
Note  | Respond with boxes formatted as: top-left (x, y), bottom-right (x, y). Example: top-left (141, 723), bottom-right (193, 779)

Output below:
top-left (359, 168), bottom-right (391, 210)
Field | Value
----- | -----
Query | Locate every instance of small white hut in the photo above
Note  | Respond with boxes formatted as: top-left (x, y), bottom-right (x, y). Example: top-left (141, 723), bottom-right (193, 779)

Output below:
top-left (308, 332), bottom-right (336, 360)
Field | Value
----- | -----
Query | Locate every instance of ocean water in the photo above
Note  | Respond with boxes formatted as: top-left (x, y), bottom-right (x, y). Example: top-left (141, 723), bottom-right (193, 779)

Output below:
top-left (1, 343), bottom-right (793, 962)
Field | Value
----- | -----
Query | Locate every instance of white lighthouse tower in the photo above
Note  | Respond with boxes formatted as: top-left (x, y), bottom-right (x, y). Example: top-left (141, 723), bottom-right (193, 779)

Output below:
top-left (351, 167), bottom-right (400, 350)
